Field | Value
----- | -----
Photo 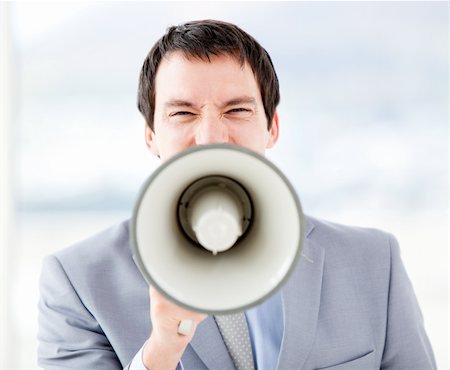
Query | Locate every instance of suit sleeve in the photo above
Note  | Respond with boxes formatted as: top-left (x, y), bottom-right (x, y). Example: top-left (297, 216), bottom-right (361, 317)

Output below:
top-left (381, 235), bottom-right (437, 369)
top-left (38, 255), bottom-right (123, 370)
top-left (125, 343), bottom-right (184, 370)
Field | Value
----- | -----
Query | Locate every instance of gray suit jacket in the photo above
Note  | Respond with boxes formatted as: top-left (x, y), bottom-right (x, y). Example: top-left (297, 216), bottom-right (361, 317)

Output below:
top-left (37, 216), bottom-right (436, 370)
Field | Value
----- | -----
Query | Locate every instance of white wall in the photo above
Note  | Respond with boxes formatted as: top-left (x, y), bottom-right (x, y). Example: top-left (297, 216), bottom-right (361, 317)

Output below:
top-left (0, 2), bottom-right (14, 368)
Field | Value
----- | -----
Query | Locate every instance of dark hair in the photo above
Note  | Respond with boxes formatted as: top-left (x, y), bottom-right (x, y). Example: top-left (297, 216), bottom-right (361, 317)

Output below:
top-left (137, 19), bottom-right (280, 131)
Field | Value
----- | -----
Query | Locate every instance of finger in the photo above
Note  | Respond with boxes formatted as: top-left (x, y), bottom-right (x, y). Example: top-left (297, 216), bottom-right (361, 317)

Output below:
top-left (177, 319), bottom-right (193, 335)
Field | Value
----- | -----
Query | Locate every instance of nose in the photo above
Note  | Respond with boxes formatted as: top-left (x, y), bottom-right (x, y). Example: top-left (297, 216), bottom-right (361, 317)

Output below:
top-left (195, 117), bottom-right (229, 145)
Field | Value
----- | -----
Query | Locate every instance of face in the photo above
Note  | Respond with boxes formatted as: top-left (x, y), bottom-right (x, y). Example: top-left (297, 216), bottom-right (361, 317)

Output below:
top-left (145, 51), bottom-right (279, 161)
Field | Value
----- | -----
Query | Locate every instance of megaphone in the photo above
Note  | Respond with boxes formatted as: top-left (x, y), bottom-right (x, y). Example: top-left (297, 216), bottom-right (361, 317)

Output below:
top-left (130, 144), bottom-right (305, 314)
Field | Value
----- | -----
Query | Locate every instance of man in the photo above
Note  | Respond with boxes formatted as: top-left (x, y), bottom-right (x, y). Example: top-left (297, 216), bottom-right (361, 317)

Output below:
top-left (38, 20), bottom-right (436, 370)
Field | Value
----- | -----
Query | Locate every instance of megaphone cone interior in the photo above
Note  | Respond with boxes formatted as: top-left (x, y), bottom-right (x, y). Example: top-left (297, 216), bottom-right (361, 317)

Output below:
top-left (131, 144), bottom-right (305, 314)
top-left (178, 175), bottom-right (253, 255)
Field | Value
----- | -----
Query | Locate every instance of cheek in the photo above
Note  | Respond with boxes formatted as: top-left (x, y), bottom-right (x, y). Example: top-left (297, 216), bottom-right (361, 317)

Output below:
top-left (169, 126), bottom-right (195, 145)
top-left (156, 121), bottom-right (188, 141)
top-left (158, 126), bottom-right (195, 156)
top-left (231, 126), bottom-right (268, 151)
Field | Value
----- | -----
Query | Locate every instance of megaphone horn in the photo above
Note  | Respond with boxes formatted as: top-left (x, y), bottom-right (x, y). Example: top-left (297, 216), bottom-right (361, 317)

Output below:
top-left (131, 144), bottom-right (305, 314)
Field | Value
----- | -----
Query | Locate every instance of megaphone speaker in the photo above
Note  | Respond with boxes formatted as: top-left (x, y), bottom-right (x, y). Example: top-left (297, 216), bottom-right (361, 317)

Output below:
top-left (131, 144), bottom-right (305, 314)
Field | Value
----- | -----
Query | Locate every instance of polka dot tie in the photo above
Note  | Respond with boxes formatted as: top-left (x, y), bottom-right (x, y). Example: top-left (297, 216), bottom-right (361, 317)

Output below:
top-left (214, 313), bottom-right (255, 370)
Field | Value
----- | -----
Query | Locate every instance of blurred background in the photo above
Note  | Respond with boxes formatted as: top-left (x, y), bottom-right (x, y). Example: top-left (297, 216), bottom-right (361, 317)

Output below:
top-left (0, 1), bottom-right (448, 369)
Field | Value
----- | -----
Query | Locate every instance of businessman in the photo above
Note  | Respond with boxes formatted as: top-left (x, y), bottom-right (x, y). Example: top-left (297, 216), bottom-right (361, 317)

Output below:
top-left (38, 20), bottom-right (436, 370)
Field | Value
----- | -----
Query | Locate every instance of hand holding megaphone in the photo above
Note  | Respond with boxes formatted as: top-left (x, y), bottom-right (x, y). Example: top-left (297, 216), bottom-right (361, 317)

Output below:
top-left (143, 286), bottom-right (207, 369)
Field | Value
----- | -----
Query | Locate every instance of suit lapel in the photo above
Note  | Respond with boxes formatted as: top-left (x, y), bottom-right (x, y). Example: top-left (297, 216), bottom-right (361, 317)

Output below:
top-left (189, 316), bottom-right (235, 369)
top-left (277, 217), bottom-right (325, 369)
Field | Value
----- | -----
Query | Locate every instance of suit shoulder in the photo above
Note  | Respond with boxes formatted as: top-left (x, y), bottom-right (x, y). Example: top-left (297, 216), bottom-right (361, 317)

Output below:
top-left (41, 218), bottom-right (144, 309)
top-left (305, 215), bottom-right (395, 262)
top-left (52, 219), bottom-right (132, 269)
top-left (307, 215), bottom-right (393, 241)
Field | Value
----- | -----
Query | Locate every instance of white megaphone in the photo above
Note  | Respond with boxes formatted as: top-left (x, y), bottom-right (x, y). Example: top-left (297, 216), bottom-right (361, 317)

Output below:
top-left (130, 144), bottom-right (305, 314)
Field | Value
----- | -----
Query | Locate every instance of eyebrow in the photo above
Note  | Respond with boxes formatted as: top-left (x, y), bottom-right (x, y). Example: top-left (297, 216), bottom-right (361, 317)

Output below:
top-left (164, 96), bottom-right (257, 110)
top-left (220, 96), bottom-right (257, 109)
top-left (164, 100), bottom-right (197, 109)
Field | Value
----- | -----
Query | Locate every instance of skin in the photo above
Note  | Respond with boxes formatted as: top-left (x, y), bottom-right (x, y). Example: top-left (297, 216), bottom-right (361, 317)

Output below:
top-left (142, 51), bottom-right (279, 370)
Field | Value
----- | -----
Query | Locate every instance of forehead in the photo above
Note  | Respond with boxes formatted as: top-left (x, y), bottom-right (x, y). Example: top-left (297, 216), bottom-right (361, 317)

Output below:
top-left (154, 51), bottom-right (261, 102)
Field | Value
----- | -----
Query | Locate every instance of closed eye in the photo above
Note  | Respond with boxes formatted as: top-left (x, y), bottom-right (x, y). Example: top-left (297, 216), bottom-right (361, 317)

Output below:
top-left (170, 111), bottom-right (195, 117)
top-left (227, 108), bottom-right (251, 113)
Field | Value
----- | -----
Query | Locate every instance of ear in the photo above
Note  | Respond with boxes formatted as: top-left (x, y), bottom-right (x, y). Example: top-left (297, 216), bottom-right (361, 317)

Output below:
top-left (145, 124), bottom-right (160, 157)
top-left (266, 112), bottom-right (279, 149)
